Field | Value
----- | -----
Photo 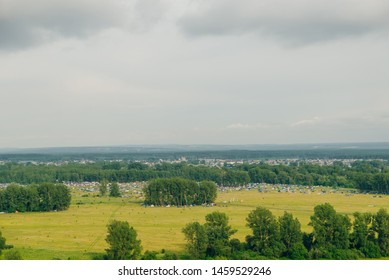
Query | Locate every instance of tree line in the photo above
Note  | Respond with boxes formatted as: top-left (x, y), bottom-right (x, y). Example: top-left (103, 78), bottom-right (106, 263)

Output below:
top-left (0, 160), bottom-right (388, 193)
top-left (101, 204), bottom-right (388, 260)
top-left (2, 147), bottom-right (389, 162)
top-left (181, 204), bottom-right (388, 260)
top-left (0, 183), bottom-right (71, 213)
top-left (143, 178), bottom-right (217, 206)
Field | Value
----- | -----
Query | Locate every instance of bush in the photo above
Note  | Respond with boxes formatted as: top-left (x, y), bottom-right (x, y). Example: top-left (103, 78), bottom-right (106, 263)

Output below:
top-left (0, 230), bottom-right (10, 256)
top-left (308, 248), bottom-right (332, 260)
top-left (4, 250), bottom-right (23, 260)
top-left (141, 250), bottom-right (158, 260)
top-left (161, 251), bottom-right (179, 260)
top-left (289, 243), bottom-right (308, 260)
top-left (331, 249), bottom-right (363, 260)
top-left (361, 241), bottom-right (382, 258)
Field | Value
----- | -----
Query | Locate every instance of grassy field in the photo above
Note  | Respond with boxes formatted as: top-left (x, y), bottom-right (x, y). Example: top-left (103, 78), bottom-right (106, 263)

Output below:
top-left (0, 188), bottom-right (388, 260)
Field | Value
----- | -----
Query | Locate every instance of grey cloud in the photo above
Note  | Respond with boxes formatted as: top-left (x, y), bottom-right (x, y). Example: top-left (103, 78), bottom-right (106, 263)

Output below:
top-left (0, 0), bottom-right (161, 50)
top-left (0, 21), bottom-right (41, 50)
top-left (178, 0), bottom-right (389, 44)
top-left (132, 0), bottom-right (168, 30)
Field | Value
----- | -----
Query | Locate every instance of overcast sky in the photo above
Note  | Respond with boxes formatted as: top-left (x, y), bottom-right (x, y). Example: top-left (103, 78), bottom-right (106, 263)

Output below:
top-left (1, 0), bottom-right (389, 148)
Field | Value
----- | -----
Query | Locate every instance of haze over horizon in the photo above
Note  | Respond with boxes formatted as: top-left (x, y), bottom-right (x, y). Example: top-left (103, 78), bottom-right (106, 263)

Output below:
top-left (1, 1), bottom-right (389, 148)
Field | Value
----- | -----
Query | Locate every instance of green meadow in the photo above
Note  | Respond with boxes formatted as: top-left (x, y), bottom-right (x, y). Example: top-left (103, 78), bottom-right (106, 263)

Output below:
top-left (0, 188), bottom-right (388, 260)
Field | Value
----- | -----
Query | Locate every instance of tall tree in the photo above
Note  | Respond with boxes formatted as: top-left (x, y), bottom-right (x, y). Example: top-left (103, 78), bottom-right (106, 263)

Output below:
top-left (109, 182), bottom-right (121, 197)
top-left (351, 212), bottom-right (381, 258)
top-left (99, 180), bottom-right (108, 196)
top-left (372, 208), bottom-right (389, 256)
top-left (246, 207), bottom-right (284, 258)
top-left (204, 211), bottom-right (236, 258)
top-left (279, 211), bottom-right (307, 259)
top-left (309, 203), bottom-right (351, 252)
top-left (105, 220), bottom-right (142, 260)
top-left (182, 222), bottom-right (208, 259)
top-left (199, 181), bottom-right (217, 204)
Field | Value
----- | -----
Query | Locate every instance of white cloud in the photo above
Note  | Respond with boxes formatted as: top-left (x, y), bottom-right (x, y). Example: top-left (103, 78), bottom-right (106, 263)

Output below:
top-left (290, 117), bottom-right (321, 127)
top-left (225, 122), bottom-right (274, 130)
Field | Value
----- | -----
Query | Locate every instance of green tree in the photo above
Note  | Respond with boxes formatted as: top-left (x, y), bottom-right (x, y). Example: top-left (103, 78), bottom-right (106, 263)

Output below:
top-left (246, 207), bottom-right (284, 258)
top-left (204, 211), bottom-right (236, 258)
top-left (372, 208), bottom-right (389, 256)
top-left (0, 230), bottom-right (6, 256)
top-left (0, 190), bottom-right (4, 212)
top-left (105, 220), bottom-right (142, 260)
top-left (0, 183), bottom-right (70, 213)
top-left (199, 181), bottom-right (217, 204)
top-left (277, 171), bottom-right (290, 184)
top-left (3, 184), bottom-right (27, 212)
top-left (33, 183), bottom-right (71, 211)
top-left (141, 250), bottom-right (158, 260)
top-left (350, 212), bottom-right (380, 257)
top-left (289, 243), bottom-right (309, 260)
top-left (128, 162), bottom-right (148, 170)
top-left (279, 211), bottom-right (307, 259)
top-left (99, 180), bottom-right (108, 196)
top-left (223, 170), bottom-right (250, 186)
top-left (309, 203), bottom-right (351, 252)
top-left (50, 183), bottom-right (71, 211)
top-left (144, 178), bottom-right (217, 206)
top-left (109, 182), bottom-right (121, 197)
top-left (182, 222), bottom-right (208, 259)
top-left (25, 187), bottom-right (40, 212)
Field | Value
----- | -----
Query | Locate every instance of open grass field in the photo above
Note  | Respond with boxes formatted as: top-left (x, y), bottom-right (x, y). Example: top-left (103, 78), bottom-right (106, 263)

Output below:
top-left (0, 188), bottom-right (388, 259)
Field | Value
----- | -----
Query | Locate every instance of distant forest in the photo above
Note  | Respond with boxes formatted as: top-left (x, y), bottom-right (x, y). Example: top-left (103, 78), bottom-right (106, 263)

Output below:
top-left (1, 142), bottom-right (389, 161)
top-left (0, 160), bottom-right (388, 193)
